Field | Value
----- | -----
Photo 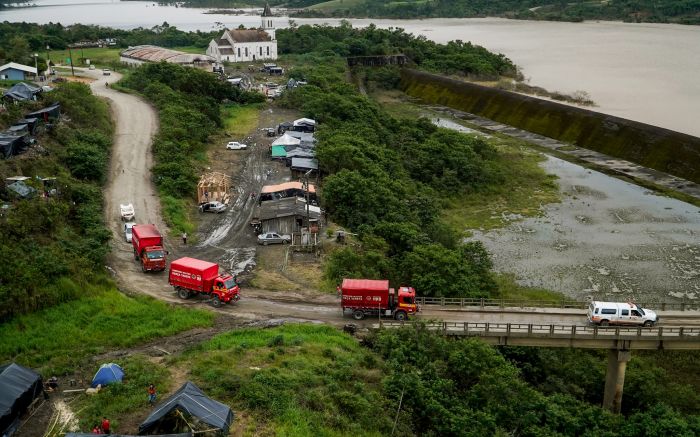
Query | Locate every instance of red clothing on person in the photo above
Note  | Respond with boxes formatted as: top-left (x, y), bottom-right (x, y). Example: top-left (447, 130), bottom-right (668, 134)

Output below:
top-left (101, 418), bottom-right (110, 434)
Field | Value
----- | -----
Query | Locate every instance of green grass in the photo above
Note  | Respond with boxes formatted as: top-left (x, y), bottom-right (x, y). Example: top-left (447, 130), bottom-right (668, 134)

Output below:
top-left (48, 47), bottom-right (121, 69)
top-left (443, 133), bottom-right (560, 232)
top-left (0, 287), bottom-right (214, 375)
top-left (172, 45), bottom-right (207, 54)
top-left (74, 354), bottom-right (171, 432)
top-left (176, 324), bottom-right (392, 436)
top-left (161, 194), bottom-right (197, 239)
top-left (493, 273), bottom-right (568, 302)
top-left (221, 103), bottom-right (263, 139)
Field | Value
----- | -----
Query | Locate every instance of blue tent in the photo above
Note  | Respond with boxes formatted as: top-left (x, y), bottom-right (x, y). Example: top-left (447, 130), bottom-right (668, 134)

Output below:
top-left (91, 363), bottom-right (124, 388)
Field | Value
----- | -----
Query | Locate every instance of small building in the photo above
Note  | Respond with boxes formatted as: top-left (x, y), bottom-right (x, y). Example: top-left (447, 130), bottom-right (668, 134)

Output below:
top-left (11, 118), bottom-right (39, 135)
top-left (285, 131), bottom-right (315, 147)
top-left (26, 103), bottom-right (60, 123)
top-left (0, 63), bottom-right (37, 81)
top-left (259, 181), bottom-right (317, 204)
top-left (291, 157), bottom-right (319, 177)
top-left (284, 148), bottom-right (315, 166)
top-left (0, 133), bottom-right (28, 159)
top-left (197, 172), bottom-right (232, 205)
top-left (206, 4), bottom-right (277, 63)
top-left (120, 45), bottom-right (216, 67)
top-left (255, 197), bottom-right (321, 235)
top-left (292, 118), bottom-right (316, 133)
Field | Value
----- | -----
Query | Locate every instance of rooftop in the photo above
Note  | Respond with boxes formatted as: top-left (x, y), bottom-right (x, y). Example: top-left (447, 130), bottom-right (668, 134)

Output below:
top-left (226, 29), bottom-right (272, 43)
top-left (0, 62), bottom-right (37, 74)
top-left (121, 45), bottom-right (215, 64)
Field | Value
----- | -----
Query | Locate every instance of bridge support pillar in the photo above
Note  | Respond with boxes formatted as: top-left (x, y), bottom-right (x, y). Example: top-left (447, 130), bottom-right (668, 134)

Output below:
top-left (603, 349), bottom-right (631, 413)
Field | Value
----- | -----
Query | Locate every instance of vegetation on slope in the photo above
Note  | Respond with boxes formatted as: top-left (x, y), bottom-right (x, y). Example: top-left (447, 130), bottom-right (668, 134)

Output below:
top-left (298, 0), bottom-right (700, 24)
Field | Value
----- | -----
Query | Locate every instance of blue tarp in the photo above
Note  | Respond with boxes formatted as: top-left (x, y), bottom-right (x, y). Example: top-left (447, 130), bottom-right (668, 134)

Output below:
top-left (91, 363), bottom-right (124, 388)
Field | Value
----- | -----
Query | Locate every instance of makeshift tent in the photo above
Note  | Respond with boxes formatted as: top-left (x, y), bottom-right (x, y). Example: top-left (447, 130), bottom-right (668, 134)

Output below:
top-left (271, 145), bottom-right (287, 158)
top-left (277, 121), bottom-right (293, 134)
top-left (0, 363), bottom-right (44, 437)
top-left (26, 103), bottom-right (60, 123)
top-left (6, 181), bottom-right (36, 199)
top-left (91, 363), bottom-right (124, 388)
top-left (12, 118), bottom-right (39, 135)
top-left (2, 83), bottom-right (41, 102)
top-left (271, 133), bottom-right (300, 147)
top-left (291, 157), bottom-right (319, 172)
top-left (0, 134), bottom-right (26, 158)
top-left (138, 381), bottom-right (233, 435)
top-left (68, 434), bottom-right (190, 437)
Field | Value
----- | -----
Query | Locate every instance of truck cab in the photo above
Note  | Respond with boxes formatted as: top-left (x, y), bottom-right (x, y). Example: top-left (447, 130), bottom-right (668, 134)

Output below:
top-left (212, 274), bottom-right (240, 303)
top-left (396, 286), bottom-right (418, 317)
top-left (141, 247), bottom-right (166, 272)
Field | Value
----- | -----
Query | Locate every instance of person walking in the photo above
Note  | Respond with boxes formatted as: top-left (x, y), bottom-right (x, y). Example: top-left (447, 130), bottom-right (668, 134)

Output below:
top-left (101, 417), bottom-right (110, 434)
top-left (182, 232), bottom-right (187, 245)
top-left (147, 384), bottom-right (157, 405)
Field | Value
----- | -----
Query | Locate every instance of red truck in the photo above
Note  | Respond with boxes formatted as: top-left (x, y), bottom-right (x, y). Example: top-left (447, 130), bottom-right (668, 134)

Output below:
top-left (169, 257), bottom-right (240, 307)
top-left (131, 224), bottom-right (166, 272)
top-left (340, 279), bottom-right (418, 321)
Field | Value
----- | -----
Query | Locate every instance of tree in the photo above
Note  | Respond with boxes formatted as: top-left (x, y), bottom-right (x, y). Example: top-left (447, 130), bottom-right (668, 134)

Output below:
top-left (7, 35), bottom-right (30, 63)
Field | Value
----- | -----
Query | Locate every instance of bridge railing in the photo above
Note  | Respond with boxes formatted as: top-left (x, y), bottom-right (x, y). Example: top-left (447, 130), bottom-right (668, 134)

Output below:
top-left (414, 297), bottom-right (700, 312)
top-left (376, 321), bottom-right (700, 340)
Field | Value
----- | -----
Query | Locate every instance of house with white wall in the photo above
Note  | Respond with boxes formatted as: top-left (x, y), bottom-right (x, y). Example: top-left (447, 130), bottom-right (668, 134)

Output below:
top-left (206, 4), bottom-right (277, 63)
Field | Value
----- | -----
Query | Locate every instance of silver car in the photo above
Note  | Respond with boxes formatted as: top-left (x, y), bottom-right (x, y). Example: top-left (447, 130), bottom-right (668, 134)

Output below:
top-left (199, 201), bottom-right (227, 213)
top-left (124, 222), bottom-right (135, 242)
top-left (257, 232), bottom-right (291, 245)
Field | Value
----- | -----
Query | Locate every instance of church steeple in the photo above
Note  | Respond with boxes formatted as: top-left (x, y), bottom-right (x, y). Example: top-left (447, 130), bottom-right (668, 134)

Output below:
top-left (261, 3), bottom-right (275, 40)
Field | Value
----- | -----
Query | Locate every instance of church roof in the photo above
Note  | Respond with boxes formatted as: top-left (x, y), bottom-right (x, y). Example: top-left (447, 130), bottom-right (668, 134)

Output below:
top-left (226, 29), bottom-right (272, 43)
top-left (262, 3), bottom-right (273, 17)
top-left (217, 38), bottom-right (231, 47)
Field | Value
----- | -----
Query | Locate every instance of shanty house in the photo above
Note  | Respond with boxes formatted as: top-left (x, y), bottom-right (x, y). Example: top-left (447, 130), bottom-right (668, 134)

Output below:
top-left (26, 103), bottom-right (60, 123)
top-left (291, 157), bottom-right (319, 177)
top-left (2, 82), bottom-right (41, 102)
top-left (197, 172), bottom-right (231, 205)
top-left (255, 197), bottom-right (321, 235)
top-left (292, 118), bottom-right (316, 133)
top-left (0, 63), bottom-right (37, 81)
top-left (259, 181), bottom-right (317, 204)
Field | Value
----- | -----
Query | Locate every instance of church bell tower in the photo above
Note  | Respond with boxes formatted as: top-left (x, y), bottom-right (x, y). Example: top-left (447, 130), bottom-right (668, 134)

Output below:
top-left (261, 3), bottom-right (275, 41)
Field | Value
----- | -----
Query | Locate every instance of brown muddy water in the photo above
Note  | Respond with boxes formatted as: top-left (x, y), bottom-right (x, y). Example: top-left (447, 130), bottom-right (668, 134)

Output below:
top-left (469, 156), bottom-right (700, 302)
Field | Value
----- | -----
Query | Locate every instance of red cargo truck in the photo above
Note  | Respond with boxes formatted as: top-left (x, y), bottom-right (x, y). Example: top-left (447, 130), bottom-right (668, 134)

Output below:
top-left (169, 257), bottom-right (240, 307)
top-left (131, 224), bottom-right (166, 272)
top-left (340, 279), bottom-right (418, 321)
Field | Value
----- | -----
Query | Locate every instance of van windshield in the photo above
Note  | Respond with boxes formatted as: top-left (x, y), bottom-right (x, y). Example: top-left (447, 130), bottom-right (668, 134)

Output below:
top-left (146, 251), bottom-right (164, 260)
top-left (637, 308), bottom-right (645, 316)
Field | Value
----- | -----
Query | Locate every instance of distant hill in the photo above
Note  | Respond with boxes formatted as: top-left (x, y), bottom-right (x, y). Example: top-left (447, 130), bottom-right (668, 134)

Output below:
top-left (299, 0), bottom-right (700, 24)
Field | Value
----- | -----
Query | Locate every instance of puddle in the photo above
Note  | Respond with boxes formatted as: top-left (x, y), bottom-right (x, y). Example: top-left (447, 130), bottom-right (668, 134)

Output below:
top-left (469, 156), bottom-right (700, 302)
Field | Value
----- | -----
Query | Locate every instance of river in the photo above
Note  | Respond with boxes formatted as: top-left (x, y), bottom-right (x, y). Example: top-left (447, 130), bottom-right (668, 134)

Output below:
top-left (3, 0), bottom-right (700, 137)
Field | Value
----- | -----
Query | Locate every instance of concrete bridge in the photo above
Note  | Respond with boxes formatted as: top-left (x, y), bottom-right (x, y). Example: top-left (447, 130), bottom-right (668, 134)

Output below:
top-left (375, 318), bottom-right (700, 414)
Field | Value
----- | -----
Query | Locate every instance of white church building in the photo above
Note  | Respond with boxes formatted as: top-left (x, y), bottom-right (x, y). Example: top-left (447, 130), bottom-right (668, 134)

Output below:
top-left (206, 4), bottom-right (278, 63)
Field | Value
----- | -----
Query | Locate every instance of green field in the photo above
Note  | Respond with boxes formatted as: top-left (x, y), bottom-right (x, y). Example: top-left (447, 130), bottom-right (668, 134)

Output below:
top-left (0, 288), bottom-right (214, 375)
top-left (222, 103), bottom-right (263, 138)
top-left (308, 0), bottom-right (366, 11)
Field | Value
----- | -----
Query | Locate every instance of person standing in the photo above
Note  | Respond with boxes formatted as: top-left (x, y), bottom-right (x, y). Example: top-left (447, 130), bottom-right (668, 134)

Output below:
top-left (182, 232), bottom-right (187, 245)
top-left (147, 384), bottom-right (157, 405)
top-left (101, 417), bottom-right (110, 434)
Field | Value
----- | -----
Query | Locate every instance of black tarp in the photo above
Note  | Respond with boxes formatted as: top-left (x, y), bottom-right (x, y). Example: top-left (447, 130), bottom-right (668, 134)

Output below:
top-left (12, 118), bottom-right (39, 135)
top-left (0, 134), bottom-right (26, 159)
top-left (2, 83), bottom-right (41, 102)
top-left (67, 434), bottom-right (191, 437)
top-left (0, 363), bottom-right (44, 437)
top-left (26, 103), bottom-right (60, 123)
top-left (138, 382), bottom-right (233, 435)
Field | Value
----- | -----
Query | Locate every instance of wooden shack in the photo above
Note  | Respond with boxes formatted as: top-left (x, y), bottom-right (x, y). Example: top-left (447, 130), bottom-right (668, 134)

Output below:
top-left (197, 172), bottom-right (232, 204)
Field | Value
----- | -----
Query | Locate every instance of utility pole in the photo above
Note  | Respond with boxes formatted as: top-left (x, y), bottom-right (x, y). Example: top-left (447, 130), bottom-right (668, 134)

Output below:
top-left (302, 169), bottom-right (312, 237)
top-left (67, 45), bottom-right (75, 76)
top-left (32, 53), bottom-right (38, 80)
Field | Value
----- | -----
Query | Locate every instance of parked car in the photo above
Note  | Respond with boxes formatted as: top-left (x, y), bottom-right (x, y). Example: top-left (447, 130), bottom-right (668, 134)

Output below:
top-left (226, 141), bottom-right (247, 150)
top-left (89, 65), bottom-right (96, 70)
top-left (199, 201), bottom-right (227, 213)
top-left (124, 222), bottom-right (135, 243)
top-left (102, 68), bottom-right (111, 76)
top-left (120, 203), bottom-right (135, 221)
top-left (257, 232), bottom-right (291, 245)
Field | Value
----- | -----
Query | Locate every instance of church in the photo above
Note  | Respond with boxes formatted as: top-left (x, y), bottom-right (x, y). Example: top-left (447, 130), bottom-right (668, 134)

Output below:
top-left (206, 4), bottom-right (278, 63)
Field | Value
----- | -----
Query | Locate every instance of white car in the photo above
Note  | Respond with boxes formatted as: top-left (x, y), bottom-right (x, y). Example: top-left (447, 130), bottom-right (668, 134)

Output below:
top-left (102, 68), bottom-right (111, 76)
top-left (226, 142), bottom-right (247, 150)
top-left (199, 201), bottom-right (227, 213)
top-left (124, 222), bottom-right (135, 243)
top-left (120, 203), bottom-right (135, 221)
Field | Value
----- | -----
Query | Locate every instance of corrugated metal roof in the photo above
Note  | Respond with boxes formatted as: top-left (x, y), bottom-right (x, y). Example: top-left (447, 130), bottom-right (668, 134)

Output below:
top-left (120, 45), bottom-right (215, 64)
top-left (261, 182), bottom-right (316, 194)
top-left (258, 197), bottom-right (320, 221)
top-left (291, 158), bottom-right (318, 171)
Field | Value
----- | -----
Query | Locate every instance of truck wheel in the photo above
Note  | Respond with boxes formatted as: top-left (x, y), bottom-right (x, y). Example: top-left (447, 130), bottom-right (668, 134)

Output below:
top-left (211, 295), bottom-right (222, 308)
top-left (643, 320), bottom-right (653, 327)
top-left (141, 263), bottom-right (147, 273)
top-left (177, 288), bottom-right (190, 300)
top-left (394, 311), bottom-right (407, 322)
top-left (600, 320), bottom-right (610, 327)
top-left (352, 310), bottom-right (365, 320)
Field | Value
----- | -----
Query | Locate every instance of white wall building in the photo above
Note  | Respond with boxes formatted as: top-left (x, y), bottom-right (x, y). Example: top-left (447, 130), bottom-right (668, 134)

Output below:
top-left (206, 4), bottom-right (277, 63)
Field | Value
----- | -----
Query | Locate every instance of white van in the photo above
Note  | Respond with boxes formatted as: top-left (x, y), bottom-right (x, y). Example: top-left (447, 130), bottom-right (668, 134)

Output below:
top-left (587, 301), bottom-right (658, 327)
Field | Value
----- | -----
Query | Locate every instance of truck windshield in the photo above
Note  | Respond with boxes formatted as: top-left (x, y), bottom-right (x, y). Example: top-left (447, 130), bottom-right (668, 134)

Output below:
top-left (146, 251), bottom-right (164, 260)
top-left (224, 278), bottom-right (238, 289)
top-left (403, 297), bottom-right (414, 304)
